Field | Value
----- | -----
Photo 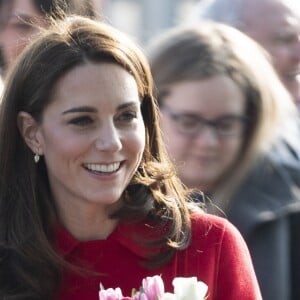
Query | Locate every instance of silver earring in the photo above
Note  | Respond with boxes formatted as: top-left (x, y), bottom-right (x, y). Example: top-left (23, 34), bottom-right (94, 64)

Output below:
top-left (34, 153), bottom-right (40, 163)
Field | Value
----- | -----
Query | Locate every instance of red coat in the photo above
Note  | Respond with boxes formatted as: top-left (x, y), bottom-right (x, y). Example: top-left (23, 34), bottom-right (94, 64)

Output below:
top-left (56, 213), bottom-right (262, 299)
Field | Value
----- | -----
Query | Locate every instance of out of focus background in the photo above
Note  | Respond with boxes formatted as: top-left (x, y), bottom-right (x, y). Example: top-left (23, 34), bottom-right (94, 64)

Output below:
top-left (94, 0), bottom-right (198, 45)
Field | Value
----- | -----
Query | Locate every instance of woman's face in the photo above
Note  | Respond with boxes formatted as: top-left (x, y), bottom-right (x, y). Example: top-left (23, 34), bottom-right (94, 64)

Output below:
top-left (0, 0), bottom-right (46, 73)
top-left (31, 62), bottom-right (145, 216)
top-left (159, 74), bottom-right (247, 191)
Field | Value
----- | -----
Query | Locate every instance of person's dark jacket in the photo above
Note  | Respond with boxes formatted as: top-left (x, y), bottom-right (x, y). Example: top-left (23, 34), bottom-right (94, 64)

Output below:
top-left (227, 137), bottom-right (300, 300)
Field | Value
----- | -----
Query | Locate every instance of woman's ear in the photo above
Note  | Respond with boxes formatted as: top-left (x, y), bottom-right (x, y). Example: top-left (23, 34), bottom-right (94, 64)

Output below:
top-left (17, 111), bottom-right (43, 154)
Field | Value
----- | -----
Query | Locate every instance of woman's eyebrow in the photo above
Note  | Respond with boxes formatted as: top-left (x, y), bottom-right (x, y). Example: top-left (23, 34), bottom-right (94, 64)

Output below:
top-left (62, 101), bottom-right (139, 115)
top-left (117, 101), bottom-right (139, 110)
top-left (62, 106), bottom-right (97, 114)
top-left (11, 13), bottom-right (37, 24)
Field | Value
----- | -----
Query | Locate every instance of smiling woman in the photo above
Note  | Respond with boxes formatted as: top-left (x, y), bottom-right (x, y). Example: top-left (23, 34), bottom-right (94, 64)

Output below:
top-left (0, 16), bottom-right (261, 300)
top-left (18, 62), bottom-right (146, 241)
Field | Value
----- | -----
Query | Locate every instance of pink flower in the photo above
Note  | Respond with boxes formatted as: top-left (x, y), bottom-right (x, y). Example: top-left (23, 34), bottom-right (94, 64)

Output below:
top-left (98, 275), bottom-right (207, 300)
top-left (141, 275), bottom-right (165, 300)
top-left (99, 287), bottom-right (124, 300)
top-left (132, 292), bottom-right (148, 300)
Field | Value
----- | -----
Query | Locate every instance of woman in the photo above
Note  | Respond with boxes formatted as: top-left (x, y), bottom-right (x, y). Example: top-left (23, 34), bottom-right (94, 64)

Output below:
top-left (0, 16), bottom-right (261, 299)
top-left (148, 23), bottom-right (300, 300)
top-left (0, 0), bottom-right (96, 75)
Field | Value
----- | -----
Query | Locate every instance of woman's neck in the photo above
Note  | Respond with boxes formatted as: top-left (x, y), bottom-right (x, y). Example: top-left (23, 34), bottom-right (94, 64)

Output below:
top-left (56, 201), bottom-right (119, 241)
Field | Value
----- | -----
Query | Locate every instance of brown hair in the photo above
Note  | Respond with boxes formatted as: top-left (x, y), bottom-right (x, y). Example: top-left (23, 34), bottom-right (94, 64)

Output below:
top-left (0, 16), bottom-right (195, 299)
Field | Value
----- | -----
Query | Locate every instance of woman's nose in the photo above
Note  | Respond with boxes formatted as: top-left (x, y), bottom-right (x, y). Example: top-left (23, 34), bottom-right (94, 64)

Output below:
top-left (94, 121), bottom-right (122, 152)
top-left (194, 125), bottom-right (219, 146)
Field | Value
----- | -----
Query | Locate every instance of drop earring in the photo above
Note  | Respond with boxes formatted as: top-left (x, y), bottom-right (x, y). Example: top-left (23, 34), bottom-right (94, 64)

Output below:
top-left (34, 153), bottom-right (40, 163)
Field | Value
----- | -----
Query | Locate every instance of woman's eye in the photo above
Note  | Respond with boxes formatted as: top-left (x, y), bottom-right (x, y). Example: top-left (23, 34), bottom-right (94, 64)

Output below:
top-left (69, 116), bottom-right (93, 126)
top-left (217, 120), bottom-right (234, 130)
top-left (10, 21), bottom-right (34, 33)
top-left (179, 117), bottom-right (199, 129)
top-left (118, 111), bottom-right (137, 122)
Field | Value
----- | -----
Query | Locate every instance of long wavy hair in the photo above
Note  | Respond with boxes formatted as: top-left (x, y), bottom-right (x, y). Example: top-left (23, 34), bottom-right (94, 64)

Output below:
top-left (0, 16), bottom-right (195, 299)
top-left (148, 22), bottom-right (297, 210)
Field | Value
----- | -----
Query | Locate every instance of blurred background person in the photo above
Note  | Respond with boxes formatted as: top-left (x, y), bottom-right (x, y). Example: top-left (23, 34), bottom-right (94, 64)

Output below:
top-left (148, 22), bottom-right (300, 300)
top-left (189, 0), bottom-right (300, 108)
top-left (0, 0), bottom-right (96, 76)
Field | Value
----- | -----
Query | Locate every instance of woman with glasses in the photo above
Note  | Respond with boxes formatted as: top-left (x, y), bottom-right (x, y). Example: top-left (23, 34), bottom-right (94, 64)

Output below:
top-left (148, 22), bottom-right (300, 300)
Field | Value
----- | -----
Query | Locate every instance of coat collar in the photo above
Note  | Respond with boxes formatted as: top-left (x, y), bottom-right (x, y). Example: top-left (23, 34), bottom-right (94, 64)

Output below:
top-left (54, 219), bottom-right (169, 259)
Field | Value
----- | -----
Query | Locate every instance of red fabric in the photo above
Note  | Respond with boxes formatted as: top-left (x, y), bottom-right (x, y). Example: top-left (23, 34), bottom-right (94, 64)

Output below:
top-left (55, 213), bottom-right (262, 300)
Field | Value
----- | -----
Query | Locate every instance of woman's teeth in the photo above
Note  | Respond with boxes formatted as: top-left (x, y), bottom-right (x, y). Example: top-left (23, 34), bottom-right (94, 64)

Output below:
top-left (85, 162), bottom-right (120, 173)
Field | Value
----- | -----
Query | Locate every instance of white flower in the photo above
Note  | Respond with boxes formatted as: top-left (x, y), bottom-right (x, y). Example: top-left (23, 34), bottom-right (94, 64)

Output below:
top-left (160, 292), bottom-right (176, 300)
top-left (171, 277), bottom-right (208, 300)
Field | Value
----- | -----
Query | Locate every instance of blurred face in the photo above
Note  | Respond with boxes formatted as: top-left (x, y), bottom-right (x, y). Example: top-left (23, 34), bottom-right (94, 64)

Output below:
top-left (0, 0), bottom-right (46, 74)
top-left (33, 62), bottom-right (145, 217)
top-left (159, 75), bottom-right (246, 191)
top-left (242, 0), bottom-right (300, 106)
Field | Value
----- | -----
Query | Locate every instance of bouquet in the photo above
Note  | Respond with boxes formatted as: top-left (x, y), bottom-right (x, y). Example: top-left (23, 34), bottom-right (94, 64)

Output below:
top-left (99, 275), bottom-right (208, 300)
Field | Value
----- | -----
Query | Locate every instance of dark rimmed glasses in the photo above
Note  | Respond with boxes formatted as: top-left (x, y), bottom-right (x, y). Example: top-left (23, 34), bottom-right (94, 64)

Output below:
top-left (161, 105), bottom-right (249, 138)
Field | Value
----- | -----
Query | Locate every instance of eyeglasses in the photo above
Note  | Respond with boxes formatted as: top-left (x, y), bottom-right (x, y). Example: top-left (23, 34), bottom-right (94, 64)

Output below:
top-left (161, 105), bottom-right (249, 138)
